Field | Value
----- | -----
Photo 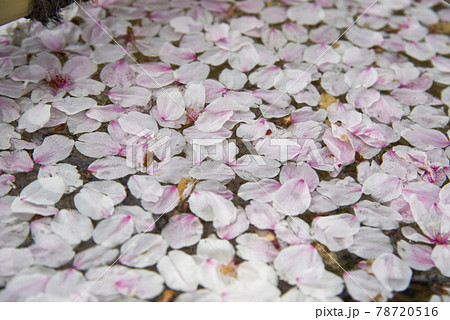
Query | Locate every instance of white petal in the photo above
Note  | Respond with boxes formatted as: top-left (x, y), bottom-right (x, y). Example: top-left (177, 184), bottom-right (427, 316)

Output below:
top-left (93, 214), bottom-right (134, 248)
top-left (119, 234), bottom-right (168, 268)
top-left (19, 176), bottom-right (65, 206)
top-left (73, 245), bottom-right (118, 270)
top-left (161, 214), bottom-right (203, 249)
top-left (50, 209), bottom-right (93, 246)
top-left (157, 250), bottom-right (199, 292)
top-left (74, 188), bottom-right (114, 220)
top-left (29, 235), bottom-right (75, 268)
top-left (0, 248), bottom-right (33, 277)
top-left (372, 253), bottom-right (412, 292)
top-left (272, 178), bottom-right (311, 216)
top-left (189, 190), bottom-right (236, 226)
top-left (33, 135), bottom-right (74, 164)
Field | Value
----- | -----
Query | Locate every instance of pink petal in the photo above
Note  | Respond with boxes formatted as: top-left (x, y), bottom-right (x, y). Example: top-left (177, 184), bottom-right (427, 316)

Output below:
top-left (229, 43), bottom-right (259, 72)
top-left (29, 235), bottom-right (74, 268)
top-left (50, 209), bottom-right (93, 246)
top-left (0, 150), bottom-right (34, 173)
top-left (346, 25), bottom-right (384, 48)
top-left (431, 245), bottom-right (450, 277)
top-left (344, 270), bottom-right (390, 302)
top-left (280, 162), bottom-right (319, 191)
top-left (238, 179), bottom-right (282, 202)
top-left (405, 41), bottom-right (435, 61)
top-left (0, 248), bottom-right (33, 277)
top-left (236, 0), bottom-right (265, 13)
top-left (127, 175), bottom-right (164, 202)
top-left (397, 240), bottom-right (434, 271)
top-left (216, 209), bottom-right (250, 240)
top-left (18, 176), bottom-right (65, 206)
top-left (401, 124), bottom-right (450, 150)
top-left (141, 185), bottom-right (179, 214)
top-left (274, 217), bottom-right (311, 245)
top-left (74, 188), bottom-right (114, 220)
top-left (92, 43), bottom-right (126, 64)
top-left (349, 227), bottom-right (393, 259)
top-left (345, 67), bottom-right (378, 88)
top-left (156, 89), bottom-right (185, 121)
top-left (362, 173), bottom-right (402, 203)
top-left (33, 135), bottom-right (74, 165)
top-left (272, 178), bottom-right (311, 216)
top-left (156, 250), bottom-right (199, 292)
top-left (73, 245), bottom-right (118, 270)
top-left (108, 87), bottom-right (152, 108)
top-left (93, 214), bottom-right (134, 248)
top-left (372, 253), bottom-right (412, 292)
top-left (236, 233), bottom-right (279, 263)
top-left (159, 42), bottom-right (196, 65)
top-left (75, 132), bottom-right (121, 158)
top-left (287, 3), bottom-right (325, 25)
top-left (245, 201), bottom-right (284, 230)
top-left (174, 61), bottom-right (210, 84)
top-left (354, 200), bottom-right (403, 230)
top-left (303, 43), bottom-right (340, 66)
top-left (161, 214), bottom-right (203, 249)
top-left (9, 65), bottom-right (47, 82)
top-left (100, 61), bottom-right (135, 88)
top-left (115, 205), bottom-right (155, 234)
top-left (188, 190), bottom-right (236, 226)
top-left (119, 234), bottom-right (167, 268)
top-left (18, 103), bottom-right (51, 133)
top-left (52, 97), bottom-right (97, 115)
top-left (316, 177), bottom-right (362, 206)
top-left (274, 245), bottom-right (324, 285)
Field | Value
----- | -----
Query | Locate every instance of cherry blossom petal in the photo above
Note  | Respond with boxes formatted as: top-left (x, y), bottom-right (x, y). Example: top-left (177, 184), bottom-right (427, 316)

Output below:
top-left (157, 250), bottom-right (200, 292)
top-left (216, 209), bottom-right (250, 240)
top-left (18, 176), bottom-right (65, 206)
top-left (88, 156), bottom-right (136, 180)
top-left (372, 253), bottom-right (413, 292)
top-left (362, 173), bottom-right (402, 203)
top-left (92, 214), bottom-right (134, 248)
top-left (108, 87), bottom-right (152, 108)
top-left (50, 209), bottom-right (93, 246)
top-left (245, 201), bottom-right (284, 230)
top-left (348, 227), bottom-right (393, 259)
top-left (431, 245), bottom-right (450, 277)
top-left (74, 188), bottom-right (114, 220)
top-left (75, 132), bottom-right (121, 158)
top-left (33, 135), bottom-right (74, 165)
top-left (272, 178), bottom-right (311, 216)
top-left (156, 89), bottom-right (185, 121)
top-left (52, 97), bottom-right (97, 116)
top-left (353, 200), bottom-right (403, 230)
top-left (159, 42), bottom-right (196, 65)
top-left (161, 214), bottom-right (203, 249)
top-left (141, 185), bottom-right (179, 214)
top-left (189, 191), bottom-right (237, 226)
top-left (344, 270), bottom-right (391, 302)
top-left (18, 103), bottom-right (51, 133)
top-left (119, 234), bottom-right (168, 268)
top-left (397, 240), bottom-right (434, 271)
top-left (73, 245), bottom-right (118, 270)
top-left (0, 150), bottom-right (34, 173)
top-left (0, 248), bottom-right (33, 277)
top-left (274, 245), bottom-right (324, 285)
top-left (236, 233), bottom-right (279, 263)
top-left (29, 235), bottom-right (75, 268)
top-left (316, 177), bottom-right (362, 206)
top-left (401, 125), bottom-right (450, 150)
